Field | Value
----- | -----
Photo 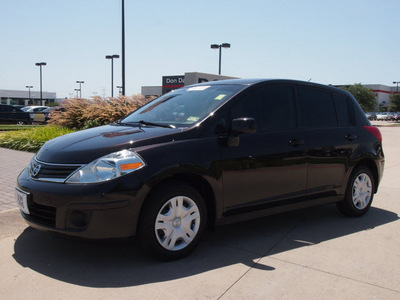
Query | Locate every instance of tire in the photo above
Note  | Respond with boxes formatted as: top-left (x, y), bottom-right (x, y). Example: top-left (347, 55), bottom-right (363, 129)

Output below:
top-left (138, 182), bottom-right (207, 261)
top-left (337, 166), bottom-right (375, 217)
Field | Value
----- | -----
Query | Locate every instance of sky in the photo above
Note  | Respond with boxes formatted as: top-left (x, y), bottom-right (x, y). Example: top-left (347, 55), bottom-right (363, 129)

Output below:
top-left (1, 0), bottom-right (399, 99)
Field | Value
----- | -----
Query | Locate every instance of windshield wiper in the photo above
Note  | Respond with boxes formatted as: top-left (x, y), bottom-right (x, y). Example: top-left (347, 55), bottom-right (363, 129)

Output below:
top-left (138, 120), bottom-right (175, 129)
top-left (114, 120), bottom-right (137, 127)
top-left (115, 120), bottom-right (175, 128)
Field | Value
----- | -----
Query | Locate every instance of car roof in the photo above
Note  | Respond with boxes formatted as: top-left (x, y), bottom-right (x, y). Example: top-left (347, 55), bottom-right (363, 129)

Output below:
top-left (190, 78), bottom-right (350, 96)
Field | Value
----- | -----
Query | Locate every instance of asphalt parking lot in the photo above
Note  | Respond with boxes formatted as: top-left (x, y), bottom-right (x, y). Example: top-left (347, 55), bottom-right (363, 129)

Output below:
top-left (0, 124), bottom-right (399, 299)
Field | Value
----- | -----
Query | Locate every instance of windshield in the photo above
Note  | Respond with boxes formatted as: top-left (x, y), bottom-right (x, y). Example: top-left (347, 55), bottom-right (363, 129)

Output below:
top-left (121, 84), bottom-right (245, 127)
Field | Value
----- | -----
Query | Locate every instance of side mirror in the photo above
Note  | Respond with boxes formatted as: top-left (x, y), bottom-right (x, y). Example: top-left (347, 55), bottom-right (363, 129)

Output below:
top-left (228, 118), bottom-right (257, 147)
top-left (231, 118), bottom-right (257, 135)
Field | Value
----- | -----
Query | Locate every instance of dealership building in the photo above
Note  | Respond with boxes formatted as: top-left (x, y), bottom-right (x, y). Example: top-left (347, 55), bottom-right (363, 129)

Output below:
top-left (0, 89), bottom-right (57, 106)
top-left (362, 84), bottom-right (399, 110)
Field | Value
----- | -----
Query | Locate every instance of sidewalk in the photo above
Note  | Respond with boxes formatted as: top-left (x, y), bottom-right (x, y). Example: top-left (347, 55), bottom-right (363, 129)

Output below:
top-left (0, 148), bottom-right (34, 211)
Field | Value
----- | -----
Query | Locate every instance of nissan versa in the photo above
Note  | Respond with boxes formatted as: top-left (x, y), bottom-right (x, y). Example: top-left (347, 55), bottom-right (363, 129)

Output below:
top-left (16, 79), bottom-right (384, 260)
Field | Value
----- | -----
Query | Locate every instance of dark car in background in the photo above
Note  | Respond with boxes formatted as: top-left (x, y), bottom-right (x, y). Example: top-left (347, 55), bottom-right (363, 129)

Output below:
top-left (16, 79), bottom-right (384, 260)
top-left (393, 112), bottom-right (400, 121)
top-left (42, 106), bottom-right (65, 123)
top-left (0, 104), bottom-right (30, 124)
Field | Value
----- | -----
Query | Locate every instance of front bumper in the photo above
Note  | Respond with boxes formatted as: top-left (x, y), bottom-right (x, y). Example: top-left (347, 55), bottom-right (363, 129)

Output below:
top-left (16, 167), bottom-right (147, 239)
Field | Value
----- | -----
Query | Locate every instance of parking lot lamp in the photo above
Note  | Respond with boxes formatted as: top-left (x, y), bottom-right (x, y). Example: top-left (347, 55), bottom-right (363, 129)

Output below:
top-left (26, 85), bottom-right (33, 103)
top-left (106, 55), bottom-right (119, 97)
top-left (210, 43), bottom-right (231, 75)
top-left (35, 62), bottom-right (46, 100)
top-left (76, 81), bottom-right (84, 98)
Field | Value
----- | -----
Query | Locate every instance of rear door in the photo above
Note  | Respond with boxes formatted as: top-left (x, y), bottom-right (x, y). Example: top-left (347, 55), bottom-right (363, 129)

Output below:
top-left (296, 86), bottom-right (358, 197)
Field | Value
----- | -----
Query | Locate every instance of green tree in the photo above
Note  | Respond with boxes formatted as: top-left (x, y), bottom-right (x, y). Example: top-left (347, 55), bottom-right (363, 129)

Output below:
top-left (340, 83), bottom-right (377, 112)
top-left (390, 94), bottom-right (400, 111)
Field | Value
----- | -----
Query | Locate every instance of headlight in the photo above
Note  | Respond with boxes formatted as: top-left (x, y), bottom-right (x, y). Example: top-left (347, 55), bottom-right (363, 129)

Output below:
top-left (66, 149), bottom-right (146, 184)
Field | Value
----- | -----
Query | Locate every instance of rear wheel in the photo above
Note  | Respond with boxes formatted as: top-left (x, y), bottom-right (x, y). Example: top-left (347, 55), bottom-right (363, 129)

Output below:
top-left (337, 166), bottom-right (374, 217)
top-left (138, 182), bottom-right (207, 260)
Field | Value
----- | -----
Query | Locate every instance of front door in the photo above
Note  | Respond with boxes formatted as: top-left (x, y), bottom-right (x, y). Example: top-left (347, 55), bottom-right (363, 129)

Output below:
top-left (220, 84), bottom-right (308, 216)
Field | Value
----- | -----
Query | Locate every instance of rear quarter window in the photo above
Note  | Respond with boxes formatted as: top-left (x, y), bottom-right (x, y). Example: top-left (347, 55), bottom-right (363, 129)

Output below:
top-left (332, 93), bottom-right (350, 126)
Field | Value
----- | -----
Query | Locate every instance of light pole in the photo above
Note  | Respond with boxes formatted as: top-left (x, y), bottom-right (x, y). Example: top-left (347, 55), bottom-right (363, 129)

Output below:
top-left (105, 54), bottom-right (119, 97)
top-left (35, 62), bottom-right (46, 101)
top-left (210, 43), bottom-right (231, 75)
top-left (121, 0), bottom-right (126, 95)
top-left (393, 81), bottom-right (400, 93)
top-left (76, 81), bottom-right (84, 98)
top-left (74, 89), bottom-right (80, 98)
top-left (117, 85), bottom-right (123, 95)
top-left (26, 85), bottom-right (33, 103)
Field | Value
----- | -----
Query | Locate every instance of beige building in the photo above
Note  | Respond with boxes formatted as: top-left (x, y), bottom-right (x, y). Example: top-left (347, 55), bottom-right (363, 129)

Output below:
top-left (0, 89), bottom-right (56, 106)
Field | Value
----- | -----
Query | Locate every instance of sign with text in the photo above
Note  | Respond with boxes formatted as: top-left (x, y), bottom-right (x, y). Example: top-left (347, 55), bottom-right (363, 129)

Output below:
top-left (162, 75), bottom-right (185, 94)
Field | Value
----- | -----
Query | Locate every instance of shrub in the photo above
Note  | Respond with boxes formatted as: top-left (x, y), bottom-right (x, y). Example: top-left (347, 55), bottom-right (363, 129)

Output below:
top-left (49, 95), bottom-right (151, 129)
top-left (0, 126), bottom-right (76, 152)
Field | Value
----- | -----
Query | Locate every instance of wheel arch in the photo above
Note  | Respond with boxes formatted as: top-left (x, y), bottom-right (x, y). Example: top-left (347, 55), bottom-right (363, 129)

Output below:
top-left (353, 159), bottom-right (379, 193)
top-left (139, 173), bottom-right (217, 230)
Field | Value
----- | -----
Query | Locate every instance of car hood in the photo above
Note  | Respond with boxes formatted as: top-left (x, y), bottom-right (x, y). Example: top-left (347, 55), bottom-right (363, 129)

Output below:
top-left (36, 124), bottom-right (184, 164)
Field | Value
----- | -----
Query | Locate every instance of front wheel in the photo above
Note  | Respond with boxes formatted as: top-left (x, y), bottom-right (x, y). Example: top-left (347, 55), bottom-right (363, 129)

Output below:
top-left (138, 182), bottom-right (207, 261)
top-left (337, 166), bottom-right (375, 217)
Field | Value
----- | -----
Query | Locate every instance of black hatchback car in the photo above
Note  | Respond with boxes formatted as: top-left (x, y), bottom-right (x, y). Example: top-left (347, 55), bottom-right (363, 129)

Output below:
top-left (16, 79), bottom-right (384, 260)
top-left (0, 104), bottom-right (30, 124)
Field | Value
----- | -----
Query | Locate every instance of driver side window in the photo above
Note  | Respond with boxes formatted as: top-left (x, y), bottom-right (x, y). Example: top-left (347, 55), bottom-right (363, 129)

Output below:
top-left (231, 85), bottom-right (296, 132)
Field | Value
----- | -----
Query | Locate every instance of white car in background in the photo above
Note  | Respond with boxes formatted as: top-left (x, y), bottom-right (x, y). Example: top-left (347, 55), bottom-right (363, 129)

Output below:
top-left (21, 106), bottom-right (49, 120)
top-left (376, 112), bottom-right (391, 121)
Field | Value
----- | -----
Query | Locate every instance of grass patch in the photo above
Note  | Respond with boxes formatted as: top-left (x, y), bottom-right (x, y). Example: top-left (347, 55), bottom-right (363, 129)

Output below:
top-left (0, 125), bottom-right (41, 131)
top-left (0, 125), bottom-right (76, 152)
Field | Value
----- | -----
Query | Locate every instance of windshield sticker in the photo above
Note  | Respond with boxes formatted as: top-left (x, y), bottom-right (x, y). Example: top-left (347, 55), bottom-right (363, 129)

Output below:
top-left (187, 116), bottom-right (200, 122)
top-left (187, 86), bottom-right (210, 91)
top-left (215, 94), bottom-right (226, 100)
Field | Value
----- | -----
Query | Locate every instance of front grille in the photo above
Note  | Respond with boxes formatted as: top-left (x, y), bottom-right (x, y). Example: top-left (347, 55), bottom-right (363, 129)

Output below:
top-left (26, 201), bottom-right (56, 227)
top-left (30, 158), bottom-right (82, 182)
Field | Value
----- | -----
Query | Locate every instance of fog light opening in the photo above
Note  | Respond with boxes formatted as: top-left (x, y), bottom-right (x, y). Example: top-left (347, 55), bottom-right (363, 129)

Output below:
top-left (69, 210), bottom-right (88, 228)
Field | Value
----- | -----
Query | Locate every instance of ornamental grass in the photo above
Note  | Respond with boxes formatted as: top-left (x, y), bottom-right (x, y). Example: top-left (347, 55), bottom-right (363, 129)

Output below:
top-left (49, 95), bottom-right (151, 129)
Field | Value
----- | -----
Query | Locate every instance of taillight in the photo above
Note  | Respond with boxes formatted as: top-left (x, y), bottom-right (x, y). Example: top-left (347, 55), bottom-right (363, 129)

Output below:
top-left (364, 126), bottom-right (382, 142)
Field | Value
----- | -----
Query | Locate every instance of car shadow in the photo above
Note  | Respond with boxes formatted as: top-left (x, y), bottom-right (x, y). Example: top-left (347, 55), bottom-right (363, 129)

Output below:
top-left (12, 204), bottom-right (399, 288)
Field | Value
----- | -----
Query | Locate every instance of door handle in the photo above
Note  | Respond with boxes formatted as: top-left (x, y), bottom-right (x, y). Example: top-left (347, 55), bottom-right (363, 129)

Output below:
top-left (345, 134), bottom-right (357, 141)
top-left (289, 138), bottom-right (305, 147)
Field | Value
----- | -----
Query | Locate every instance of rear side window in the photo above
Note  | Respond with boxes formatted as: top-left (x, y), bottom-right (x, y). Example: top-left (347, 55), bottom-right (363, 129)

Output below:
top-left (231, 85), bottom-right (296, 132)
top-left (297, 86), bottom-right (337, 128)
